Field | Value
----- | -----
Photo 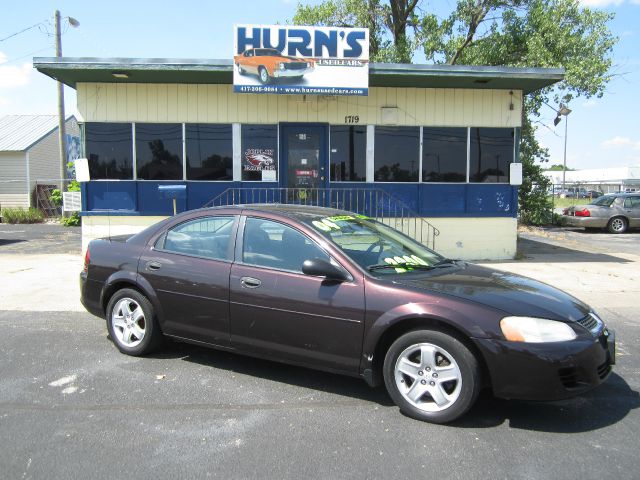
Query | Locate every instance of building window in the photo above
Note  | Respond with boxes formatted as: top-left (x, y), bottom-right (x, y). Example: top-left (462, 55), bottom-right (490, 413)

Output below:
top-left (374, 126), bottom-right (419, 182)
top-left (185, 124), bottom-right (232, 181)
top-left (241, 124), bottom-right (278, 182)
top-left (469, 128), bottom-right (514, 183)
top-left (136, 123), bottom-right (183, 180)
top-left (422, 127), bottom-right (467, 182)
top-left (85, 123), bottom-right (133, 179)
top-left (330, 126), bottom-right (366, 182)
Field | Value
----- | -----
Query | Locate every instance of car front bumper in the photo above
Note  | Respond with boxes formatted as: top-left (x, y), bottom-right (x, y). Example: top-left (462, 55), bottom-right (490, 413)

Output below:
top-left (562, 215), bottom-right (608, 228)
top-left (473, 329), bottom-right (615, 401)
top-left (273, 67), bottom-right (314, 78)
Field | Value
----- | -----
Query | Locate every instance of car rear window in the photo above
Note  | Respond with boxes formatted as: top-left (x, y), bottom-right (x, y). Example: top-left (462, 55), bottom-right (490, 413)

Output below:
top-left (590, 196), bottom-right (615, 207)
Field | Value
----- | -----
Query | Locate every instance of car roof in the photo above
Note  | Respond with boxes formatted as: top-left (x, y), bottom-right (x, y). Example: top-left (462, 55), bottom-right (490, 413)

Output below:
top-left (195, 203), bottom-right (355, 220)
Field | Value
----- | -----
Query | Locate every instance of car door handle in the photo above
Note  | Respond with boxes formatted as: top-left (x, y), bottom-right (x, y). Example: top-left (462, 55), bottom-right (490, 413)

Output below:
top-left (146, 261), bottom-right (162, 271)
top-left (240, 276), bottom-right (262, 289)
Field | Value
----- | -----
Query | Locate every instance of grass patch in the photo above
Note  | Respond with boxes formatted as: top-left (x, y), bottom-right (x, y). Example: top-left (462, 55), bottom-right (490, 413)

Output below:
top-left (1, 207), bottom-right (45, 224)
top-left (548, 197), bottom-right (593, 209)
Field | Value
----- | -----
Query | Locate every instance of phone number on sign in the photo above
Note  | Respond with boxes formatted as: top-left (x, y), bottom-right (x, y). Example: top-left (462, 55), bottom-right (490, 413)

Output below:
top-left (237, 85), bottom-right (278, 93)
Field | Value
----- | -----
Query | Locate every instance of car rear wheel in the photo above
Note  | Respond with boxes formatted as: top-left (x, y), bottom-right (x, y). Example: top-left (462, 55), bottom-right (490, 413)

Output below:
top-left (607, 216), bottom-right (627, 234)
top-left (106, 288), bottom-right (162, 356)
top-left (259, 66), bottom-right (270, 84)
top-left (383, 329), bottom-right (481, 424)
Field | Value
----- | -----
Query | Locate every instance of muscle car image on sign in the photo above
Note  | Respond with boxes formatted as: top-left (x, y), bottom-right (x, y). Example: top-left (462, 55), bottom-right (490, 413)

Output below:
top-left (233, 25), bottom-right (369, 95)
top-left (234, 48), bottom-right (315, 85)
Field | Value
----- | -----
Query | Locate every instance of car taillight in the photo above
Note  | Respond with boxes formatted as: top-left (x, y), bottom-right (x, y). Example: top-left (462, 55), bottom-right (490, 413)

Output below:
top-left (575, 208), bottom-right (590, 217)
top-left (83, 248), bottom-right (90, 273)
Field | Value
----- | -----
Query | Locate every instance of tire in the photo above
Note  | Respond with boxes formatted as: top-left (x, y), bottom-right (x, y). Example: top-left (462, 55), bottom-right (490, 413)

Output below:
top-left (258, 66), bottom-right (270, 84)
top-left (383, 329), bottom-right (481, 424)
top-left (607, 217), bottom-right (627, 234)
top-left (106, 288), bottom-right (163, 356)
top-left (236, 63), bottom-right (245, 75)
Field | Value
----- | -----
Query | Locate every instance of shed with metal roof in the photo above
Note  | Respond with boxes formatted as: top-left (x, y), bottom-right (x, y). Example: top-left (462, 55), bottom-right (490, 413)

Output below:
top-left (0, 115), bottom-right (79, 209)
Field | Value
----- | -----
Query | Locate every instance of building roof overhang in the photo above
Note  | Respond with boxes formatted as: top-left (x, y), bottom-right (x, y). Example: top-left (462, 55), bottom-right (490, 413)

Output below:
top-left (33, 57), bottom-right (564, 94)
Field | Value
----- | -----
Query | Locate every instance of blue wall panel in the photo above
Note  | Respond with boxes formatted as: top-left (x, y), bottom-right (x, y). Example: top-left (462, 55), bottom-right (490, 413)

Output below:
top-left (418, 184), bottom-right (467, 215)
top-left (465, 184), bottom-right (514, 216)
top-left (82, 180), bottom-right (518, 218)
top-left (187, 182), bottom-right (234, 210)
top-left (137, 182), bottom-right (186, 215)
top-left (85, 181), bottom-right (137, 211)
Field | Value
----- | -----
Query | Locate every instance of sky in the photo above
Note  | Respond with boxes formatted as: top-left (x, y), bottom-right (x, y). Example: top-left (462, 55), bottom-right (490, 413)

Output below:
top-left (0, 0), bottom-right (639, 171)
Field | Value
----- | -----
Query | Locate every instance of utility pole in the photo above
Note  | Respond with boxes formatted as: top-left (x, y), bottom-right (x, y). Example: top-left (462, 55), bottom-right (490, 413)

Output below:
top-left (54, 10), bottom-right (67, 187)
top-left (562, 114), bottom-right (568, 193)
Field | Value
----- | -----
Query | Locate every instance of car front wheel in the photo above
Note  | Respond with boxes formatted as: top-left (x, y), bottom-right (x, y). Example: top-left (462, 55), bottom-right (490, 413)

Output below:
top-left (607, 216), bottom-right (628, 234)
top-left (106, 288), bottom-right (162, 356)
top-left (383, 329), bottom-right (481, 424)
top-left (259, 66), bottom-right (270, 84)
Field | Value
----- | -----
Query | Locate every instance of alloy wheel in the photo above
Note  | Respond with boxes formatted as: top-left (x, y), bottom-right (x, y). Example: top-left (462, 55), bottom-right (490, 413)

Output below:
top-left (610, 217), bottom-right (626, 233)
top-left (393, 342), bottom-right (462, 412)
top-left (111, 297), bottom-right (146, 348)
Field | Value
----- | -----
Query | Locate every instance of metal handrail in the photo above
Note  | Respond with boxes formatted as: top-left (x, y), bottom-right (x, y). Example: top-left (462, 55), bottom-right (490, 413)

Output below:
top-left (203, 187), bottom-right (440, 250)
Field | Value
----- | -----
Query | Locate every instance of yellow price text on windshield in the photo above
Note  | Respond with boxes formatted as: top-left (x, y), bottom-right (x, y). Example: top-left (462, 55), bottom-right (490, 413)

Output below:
top-left (383, 255), bottom-right (429, 273)
top-left (312, 218), bottom-right (342, 232)
top-left (326, 215), bottom-right (355, 221)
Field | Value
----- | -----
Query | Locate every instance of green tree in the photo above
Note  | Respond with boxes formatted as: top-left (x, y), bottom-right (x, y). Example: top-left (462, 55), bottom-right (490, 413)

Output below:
top-left (291, 0), bottom-right (617, 224)
top-left (547, 164), bottom-right (574, 171)
top-left (293, 0), bottom-right (421, 62)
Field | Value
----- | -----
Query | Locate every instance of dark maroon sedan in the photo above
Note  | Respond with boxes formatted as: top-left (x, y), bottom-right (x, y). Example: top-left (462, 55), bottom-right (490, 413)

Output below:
top-left (80, 205), bottom-right (616, 423)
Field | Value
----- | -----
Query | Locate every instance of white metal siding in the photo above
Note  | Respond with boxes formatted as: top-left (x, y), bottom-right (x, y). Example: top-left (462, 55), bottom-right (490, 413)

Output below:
top-left (0, 152), bottom-right (27, 194)
top-left (0, 194), bottom-right (29, 209)
top-left (28, 117), bottom-right (80, 182)
top-left (77, 83), bottom-right (522, 128)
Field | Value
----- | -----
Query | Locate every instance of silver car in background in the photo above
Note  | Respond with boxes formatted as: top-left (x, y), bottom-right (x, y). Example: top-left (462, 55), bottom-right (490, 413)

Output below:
top-left (562, 193), bottom-right (640, 233)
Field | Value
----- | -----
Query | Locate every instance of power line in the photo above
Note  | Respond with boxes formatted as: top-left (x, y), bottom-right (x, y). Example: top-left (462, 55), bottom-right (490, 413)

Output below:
top-left (0, 19), bottom-right (49, 42)
top-left (2, 47), bottom-right (53, 65)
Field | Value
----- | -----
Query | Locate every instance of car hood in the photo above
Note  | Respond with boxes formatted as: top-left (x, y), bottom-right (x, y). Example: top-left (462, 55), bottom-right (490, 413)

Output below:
top-left (388, 263), bottom-right (591, 321)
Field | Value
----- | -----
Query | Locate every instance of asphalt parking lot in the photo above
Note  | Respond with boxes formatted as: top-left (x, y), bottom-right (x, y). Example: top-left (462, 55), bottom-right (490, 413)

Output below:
top-left (1, 224), bottom-right (639, 479)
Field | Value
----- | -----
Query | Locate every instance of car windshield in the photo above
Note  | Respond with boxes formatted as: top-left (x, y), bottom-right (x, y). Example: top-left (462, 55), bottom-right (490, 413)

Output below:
top-left (304, 214), bottom-right (446, 275)
top-left (255, 48), bottom-right (281, 56)
top-left (590, 196), bottom-right (615, 206)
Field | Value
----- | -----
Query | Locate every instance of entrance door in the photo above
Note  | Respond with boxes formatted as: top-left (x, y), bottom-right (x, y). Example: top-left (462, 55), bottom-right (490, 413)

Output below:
top-left (280, 125), bottom-right (329, 191)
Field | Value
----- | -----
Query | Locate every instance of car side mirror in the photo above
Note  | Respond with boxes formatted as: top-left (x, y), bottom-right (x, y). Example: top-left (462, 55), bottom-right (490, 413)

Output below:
top-left (302, 258), bottom-right (349, 282)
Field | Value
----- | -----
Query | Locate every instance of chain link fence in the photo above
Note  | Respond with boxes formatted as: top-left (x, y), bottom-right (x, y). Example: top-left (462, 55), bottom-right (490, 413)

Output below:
top-left (0, 179), bottom-right (74, 218)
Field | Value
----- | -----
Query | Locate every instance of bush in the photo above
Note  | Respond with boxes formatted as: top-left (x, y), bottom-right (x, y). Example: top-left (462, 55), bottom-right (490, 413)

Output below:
top-left (1, 207), bottom-right (45, 224)
top-left (50, 188), bottom-right (62, 207)
top-left (60, 211), bottom-right (81, 227)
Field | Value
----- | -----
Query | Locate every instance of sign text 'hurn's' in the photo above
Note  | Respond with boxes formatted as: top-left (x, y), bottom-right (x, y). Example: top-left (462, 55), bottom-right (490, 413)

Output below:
top-left (236, 26), bottom-right (369, 59)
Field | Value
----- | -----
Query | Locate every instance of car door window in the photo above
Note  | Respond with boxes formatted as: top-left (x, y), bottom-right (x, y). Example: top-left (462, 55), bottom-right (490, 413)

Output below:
top-left (242, 217), bottom-right (329, 273)
top-left (160, 216), bottom-right (234, 260)
top-left (624, 197), bottom-right (640, 208)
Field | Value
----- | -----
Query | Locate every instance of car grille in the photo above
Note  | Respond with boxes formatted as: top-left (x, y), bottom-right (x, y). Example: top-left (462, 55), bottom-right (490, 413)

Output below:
top-left (285, 62), bottom-right (308, 70)
top-left (597, 361), bottom-right (612, 380)
top-left (576, 313), bottom-right (603, 335)
top-left (558, 367), bottom-right (585, 389)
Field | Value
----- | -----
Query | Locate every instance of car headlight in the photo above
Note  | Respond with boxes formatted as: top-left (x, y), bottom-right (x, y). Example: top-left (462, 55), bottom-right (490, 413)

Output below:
top-left (279, 63), bottom-right (285, 70)
top-left (500, 317), bottom-right (577, 343)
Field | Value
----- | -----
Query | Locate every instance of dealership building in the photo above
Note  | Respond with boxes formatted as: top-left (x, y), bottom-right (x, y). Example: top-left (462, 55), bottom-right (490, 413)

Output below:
top-left (34, 44), bottom-right (562, 259)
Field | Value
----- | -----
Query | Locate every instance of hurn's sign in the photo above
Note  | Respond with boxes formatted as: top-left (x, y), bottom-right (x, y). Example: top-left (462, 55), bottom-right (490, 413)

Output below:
top-left (233, 24), bottom-right (369, 96)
